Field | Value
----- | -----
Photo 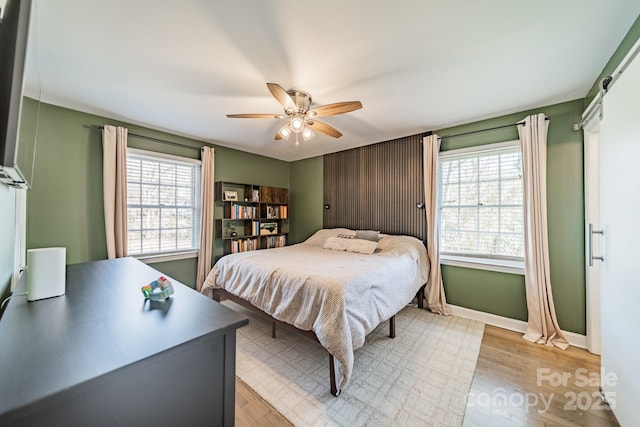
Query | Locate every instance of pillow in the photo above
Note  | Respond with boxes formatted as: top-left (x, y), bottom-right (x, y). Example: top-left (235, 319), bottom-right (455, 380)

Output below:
top-left (355, 230), bottom-right (380, 242)
top-left (302, 228), bottom-right (355, 247)
top-left (336, 233), bottom-right (355, 239)
top-left (323, 236), bottom-right (378, 255)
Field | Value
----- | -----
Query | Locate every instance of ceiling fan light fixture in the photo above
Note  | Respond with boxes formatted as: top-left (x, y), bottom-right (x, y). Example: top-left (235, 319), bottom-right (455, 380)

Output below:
top-left (227, 83), bottom-right (362, 143)
top-left (290, 116), bottom-right (305, 133)
top-left (278, 124), bottom-right (292, 140)
top-left (302, 127), bottom-right (315, 141)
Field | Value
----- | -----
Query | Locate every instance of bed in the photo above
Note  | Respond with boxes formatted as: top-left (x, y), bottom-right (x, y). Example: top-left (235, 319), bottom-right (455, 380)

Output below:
top-left (200, 228), bottom-right (430, 395)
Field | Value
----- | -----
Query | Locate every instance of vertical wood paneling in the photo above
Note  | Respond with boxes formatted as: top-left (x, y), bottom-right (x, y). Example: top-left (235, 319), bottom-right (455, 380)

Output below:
top-left (323, 134), bottom-right (425, 240)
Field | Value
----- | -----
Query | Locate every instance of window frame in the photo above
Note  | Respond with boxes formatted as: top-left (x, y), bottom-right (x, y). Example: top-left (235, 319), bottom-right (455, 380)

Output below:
top-left (438, 140), bottom-right (525, 275)
top-left (126, 148), bottom-right (202, 263)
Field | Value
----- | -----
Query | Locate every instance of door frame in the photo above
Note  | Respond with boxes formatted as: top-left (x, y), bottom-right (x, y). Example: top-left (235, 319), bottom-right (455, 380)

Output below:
top-left (582, 118), bottom-right (601, 355)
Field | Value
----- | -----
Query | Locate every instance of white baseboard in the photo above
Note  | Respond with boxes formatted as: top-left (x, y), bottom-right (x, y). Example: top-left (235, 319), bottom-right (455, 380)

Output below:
top-left (449, 305), bottom-right (587, 349)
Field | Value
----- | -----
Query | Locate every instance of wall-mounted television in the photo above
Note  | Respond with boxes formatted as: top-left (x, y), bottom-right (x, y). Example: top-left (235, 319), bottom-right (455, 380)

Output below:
top-left (0, 0), bottom-right (34, 189)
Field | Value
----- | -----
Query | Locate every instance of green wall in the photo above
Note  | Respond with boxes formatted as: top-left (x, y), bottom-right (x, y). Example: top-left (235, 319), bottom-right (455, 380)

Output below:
top-left (214, 146), bottom-right (289, 188)
top-left (289, 157), bottom-right (324, 244)
top-left (441, 266), bottom-right (527, 320)
top-left (26, 102), bottom-right (289, 288)
top-left (437, 100), bottom-right (586, 333)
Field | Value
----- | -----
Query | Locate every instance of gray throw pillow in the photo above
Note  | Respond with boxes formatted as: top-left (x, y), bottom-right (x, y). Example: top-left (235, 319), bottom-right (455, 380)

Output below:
top-left (355, 230), bottom-right (380, 242)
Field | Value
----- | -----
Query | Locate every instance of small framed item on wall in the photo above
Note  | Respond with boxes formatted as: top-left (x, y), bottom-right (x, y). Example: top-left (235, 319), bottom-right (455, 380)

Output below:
top-left (259, 222), bottom-right (278, 235)
top-left (224, 190), bottom-right (238, 201)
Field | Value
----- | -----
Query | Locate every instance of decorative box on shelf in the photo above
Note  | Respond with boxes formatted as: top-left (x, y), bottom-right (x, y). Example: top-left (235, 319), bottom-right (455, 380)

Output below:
top-left (259, 222), bottom-right (278, 235)
top-left (223, 190), bottom-right (238, 201)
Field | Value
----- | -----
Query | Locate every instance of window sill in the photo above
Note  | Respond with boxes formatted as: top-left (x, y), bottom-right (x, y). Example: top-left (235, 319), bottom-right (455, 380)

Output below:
top-left (440, 254), bottom-right (525, 275)
top-left (133, 250), bottom-right (198, 264)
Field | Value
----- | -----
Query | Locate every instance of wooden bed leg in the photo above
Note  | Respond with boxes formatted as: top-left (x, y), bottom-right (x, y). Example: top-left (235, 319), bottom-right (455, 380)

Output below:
top-left (416, 284), bottom-right (426, 309)
top-left (329, 354), bottom-right (338, 396)
top-left (212, 290), bottom-right (221, 303)
top-left (389, 315), bottom-right (396, 338)
top-left (271, 321), bottom-right (276, 338)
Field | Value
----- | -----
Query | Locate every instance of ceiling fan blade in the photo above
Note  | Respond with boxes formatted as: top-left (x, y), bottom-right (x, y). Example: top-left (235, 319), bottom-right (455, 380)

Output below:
top-left (307, 120), bottom-right (343, 138)
top-left (308, 101), bottom-right (362, 117)
top-left (226, 113), bottom-right (282, 119)
top-left (267, 83), bottom-right (296, 112)
top-left (274, 132), bottom-right (282, 140)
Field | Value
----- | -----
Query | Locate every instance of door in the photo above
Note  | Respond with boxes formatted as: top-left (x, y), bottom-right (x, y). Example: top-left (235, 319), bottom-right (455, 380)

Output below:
top-left (598, 48), bottom-right (640, 425)
top-left (584, 120), bottom-right (601, 355)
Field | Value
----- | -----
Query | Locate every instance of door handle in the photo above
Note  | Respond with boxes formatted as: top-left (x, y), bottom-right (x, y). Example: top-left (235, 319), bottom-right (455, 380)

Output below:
top-left (588, 223), bottom-right (604, 266)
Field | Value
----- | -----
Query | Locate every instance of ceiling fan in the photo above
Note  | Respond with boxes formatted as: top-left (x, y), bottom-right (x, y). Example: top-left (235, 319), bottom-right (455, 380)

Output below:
top-left (227, 83), bottom-right (362, 145)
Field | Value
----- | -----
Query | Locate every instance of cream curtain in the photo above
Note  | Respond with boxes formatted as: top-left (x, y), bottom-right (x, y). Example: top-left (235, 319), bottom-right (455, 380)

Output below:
top-left (196, 147), bottom-right (215, 291)
top-left (423, 134), bottom-right (451, 315)
top-left (102, 125), bottom-right (128, 259)
top-left (518, 114), bottom-right (568, 349)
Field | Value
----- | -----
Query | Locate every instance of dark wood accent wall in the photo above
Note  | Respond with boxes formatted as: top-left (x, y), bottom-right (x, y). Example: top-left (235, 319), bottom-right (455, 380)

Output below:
top-left (323, 134), bottom-right (425, 240)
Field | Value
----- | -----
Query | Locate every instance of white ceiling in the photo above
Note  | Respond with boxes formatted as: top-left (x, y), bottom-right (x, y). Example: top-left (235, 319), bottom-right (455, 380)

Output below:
top-left (21, 0), bottom-right (640, 161)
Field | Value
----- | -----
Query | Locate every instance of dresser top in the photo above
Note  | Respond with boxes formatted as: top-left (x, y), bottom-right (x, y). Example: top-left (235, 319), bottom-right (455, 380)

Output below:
top-left (0, 257), bottom-right (248, 416)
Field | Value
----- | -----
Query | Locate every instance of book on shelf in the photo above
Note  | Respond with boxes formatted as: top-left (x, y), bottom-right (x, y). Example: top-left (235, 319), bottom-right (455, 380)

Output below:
top-left (266, 205), bottom-right (287, 219)
top-left (230, 203), bottom-right (256, 219)
top-left (265, 235), bottom-right (286, 249)
top-left (230, 238), bottom-right (259, 253)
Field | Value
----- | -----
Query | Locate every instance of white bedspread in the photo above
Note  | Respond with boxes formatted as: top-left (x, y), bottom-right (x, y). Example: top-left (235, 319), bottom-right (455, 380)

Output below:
top-left (201, 228), bottom-right (430, 392)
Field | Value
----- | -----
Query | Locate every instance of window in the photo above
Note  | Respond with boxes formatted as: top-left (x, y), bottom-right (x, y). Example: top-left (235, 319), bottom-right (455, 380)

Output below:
top-left (126, 148), bottom-right (201, 259)
top-left (13, 188), bottom-right (27, 290)
top-left (438, 140), bottom-right (524, 274)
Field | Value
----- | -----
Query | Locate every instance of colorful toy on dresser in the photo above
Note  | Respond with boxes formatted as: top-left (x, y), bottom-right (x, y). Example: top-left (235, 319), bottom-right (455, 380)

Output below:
top-left (141, 276), bottom-right (174, 301)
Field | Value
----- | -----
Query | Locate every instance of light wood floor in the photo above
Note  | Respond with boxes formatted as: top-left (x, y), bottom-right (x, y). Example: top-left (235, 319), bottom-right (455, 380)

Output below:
top-left (464, 326), bottom-right (618, 426)
top-left (235, 325), bottom-right (619, 426)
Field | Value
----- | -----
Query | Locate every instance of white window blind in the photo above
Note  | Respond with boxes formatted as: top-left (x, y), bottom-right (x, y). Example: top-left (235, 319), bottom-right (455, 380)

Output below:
top-left (126, 148), bottom-right (201, 257)
top-left (438, 141), bottom-right (524, 260)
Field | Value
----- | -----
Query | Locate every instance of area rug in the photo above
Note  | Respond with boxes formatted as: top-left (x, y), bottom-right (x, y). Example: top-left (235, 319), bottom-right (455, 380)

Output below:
top-left (226, 301), bottom-right (485, 427)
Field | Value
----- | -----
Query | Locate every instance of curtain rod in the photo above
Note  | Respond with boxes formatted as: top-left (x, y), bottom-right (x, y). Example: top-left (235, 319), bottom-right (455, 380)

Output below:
top-left (425, 116), bottom-right (549, 141)
top-left (93, 125), bottom-right (203, 151)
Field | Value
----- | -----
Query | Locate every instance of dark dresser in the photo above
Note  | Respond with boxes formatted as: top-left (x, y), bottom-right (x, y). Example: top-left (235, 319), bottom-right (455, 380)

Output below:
top-left (0, 257), bottom-right (248, 426)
